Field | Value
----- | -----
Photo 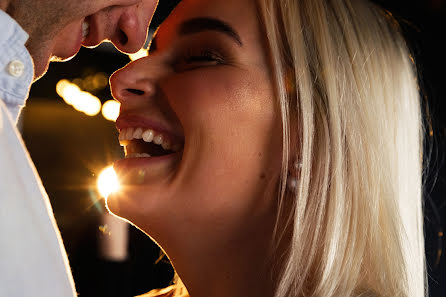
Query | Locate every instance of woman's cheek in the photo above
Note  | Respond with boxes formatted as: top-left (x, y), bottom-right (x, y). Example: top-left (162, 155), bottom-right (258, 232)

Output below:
top-left (163, 67), bottom-right (248, 112)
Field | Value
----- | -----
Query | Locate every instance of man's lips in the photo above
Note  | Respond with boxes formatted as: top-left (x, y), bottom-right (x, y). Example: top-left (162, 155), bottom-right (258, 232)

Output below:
top-left (52, 21), bottom-right (85, 61)
top-left (81, 15), bottom-right (102, 48)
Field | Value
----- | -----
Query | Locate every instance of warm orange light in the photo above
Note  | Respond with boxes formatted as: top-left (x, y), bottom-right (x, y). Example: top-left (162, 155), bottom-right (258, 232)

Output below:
top-left (56, 79), bottom-right (81, 106)
top-left (78, 92), bottom-right (101, 116)
top-left (97, 166), bottom-right (119, 198)
top-left (102, 100), bottom-right (121, 121)
top-left (56, 79), bottom-right (102, 117)
top-left (93, 72), bottom-right (109, 89)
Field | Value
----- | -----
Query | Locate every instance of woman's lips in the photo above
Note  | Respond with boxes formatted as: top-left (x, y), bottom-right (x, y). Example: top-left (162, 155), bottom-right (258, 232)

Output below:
top-left (113, 151), bottom-right (182, 186)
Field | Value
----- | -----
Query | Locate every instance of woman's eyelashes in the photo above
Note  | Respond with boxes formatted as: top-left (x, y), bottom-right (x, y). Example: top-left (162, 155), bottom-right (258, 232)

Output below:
top-left (174, 48), bottom-right (226, 71)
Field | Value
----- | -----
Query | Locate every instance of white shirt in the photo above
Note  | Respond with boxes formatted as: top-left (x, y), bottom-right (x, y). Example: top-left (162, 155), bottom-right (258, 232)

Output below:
top-left (0, 9), bottom-right (77, 297)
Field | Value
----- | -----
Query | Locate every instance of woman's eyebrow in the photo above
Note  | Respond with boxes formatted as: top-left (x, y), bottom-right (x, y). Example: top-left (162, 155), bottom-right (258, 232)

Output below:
top-left (178, 17), bottom-right (243, 46)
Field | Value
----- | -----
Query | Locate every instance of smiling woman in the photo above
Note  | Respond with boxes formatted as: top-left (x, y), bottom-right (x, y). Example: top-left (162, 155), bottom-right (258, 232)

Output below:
top-left (107, 0), bottom-right (426, 297)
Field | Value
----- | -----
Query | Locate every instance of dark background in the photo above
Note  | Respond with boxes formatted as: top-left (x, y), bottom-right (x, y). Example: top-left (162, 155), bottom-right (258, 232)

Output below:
top-left (23, 1), bottom-right (445, 296)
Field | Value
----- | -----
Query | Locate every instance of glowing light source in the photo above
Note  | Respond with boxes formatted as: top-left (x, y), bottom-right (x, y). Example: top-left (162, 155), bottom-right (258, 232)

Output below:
top-left (56, 79), bottom-right (102, 116)
top-left (128, 48), bottom-right (149, 61)
top-left (56, 79), bottom-right (71, 97)
top-left (97, 166), bottom-right (119, 198)
top-left (56, 79), bottom-right (81, 106)
top-left (77, 91), bottom-right (102, 116)
top-left (102, 100), bottom-right (121, 121)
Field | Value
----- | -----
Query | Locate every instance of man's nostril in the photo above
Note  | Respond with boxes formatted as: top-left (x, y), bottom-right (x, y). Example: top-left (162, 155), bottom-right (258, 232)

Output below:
top-left (120, 30), bottom-right (129, 45)
top-left (126, 88), bottom-right (144, 95)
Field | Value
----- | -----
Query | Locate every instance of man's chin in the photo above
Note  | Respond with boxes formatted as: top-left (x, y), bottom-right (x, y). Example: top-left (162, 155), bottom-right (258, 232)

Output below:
top-left (32, 58), bottom-right (50, 82)
top-left (32, 54), bottom-right (77, 82)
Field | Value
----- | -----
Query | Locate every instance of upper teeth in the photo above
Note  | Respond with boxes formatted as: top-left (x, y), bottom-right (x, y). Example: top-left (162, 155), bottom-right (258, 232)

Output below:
top-left (82, 21), bottom-right (90, 40)
top-left (119, 127), bottom-right (181, 152)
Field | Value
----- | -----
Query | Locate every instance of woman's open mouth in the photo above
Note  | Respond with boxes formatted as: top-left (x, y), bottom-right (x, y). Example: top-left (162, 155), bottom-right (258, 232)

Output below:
top-left (113, 125), bottom-right (185, 186)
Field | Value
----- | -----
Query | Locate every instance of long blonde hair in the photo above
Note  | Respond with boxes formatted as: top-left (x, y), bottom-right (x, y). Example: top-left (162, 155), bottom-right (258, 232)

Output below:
top-left (257, 0), bottom-right (426, 296)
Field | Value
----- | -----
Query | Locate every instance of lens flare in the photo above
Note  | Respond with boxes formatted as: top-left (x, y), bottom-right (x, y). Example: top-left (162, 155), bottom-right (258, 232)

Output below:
top-left (97, 166), bottom-right (119, 198)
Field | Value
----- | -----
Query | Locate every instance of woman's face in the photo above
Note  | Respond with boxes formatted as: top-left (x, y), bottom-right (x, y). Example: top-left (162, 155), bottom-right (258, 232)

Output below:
top-left (109, 0), bottom-right (282, 255)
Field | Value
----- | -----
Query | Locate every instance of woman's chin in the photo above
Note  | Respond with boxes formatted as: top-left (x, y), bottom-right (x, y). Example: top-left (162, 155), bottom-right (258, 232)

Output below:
top-left (105, 191), bottom-right (128, 219)
top-left (105, 187), bottom-right (153, 227)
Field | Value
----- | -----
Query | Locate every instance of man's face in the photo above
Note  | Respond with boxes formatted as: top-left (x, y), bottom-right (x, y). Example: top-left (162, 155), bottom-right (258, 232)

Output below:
top-left (20, 0), bottom-right (158, 80)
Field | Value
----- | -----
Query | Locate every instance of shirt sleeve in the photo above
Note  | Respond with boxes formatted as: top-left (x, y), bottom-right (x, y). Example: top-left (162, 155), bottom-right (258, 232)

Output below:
top-left (0, 9), bottom-right (34, 123)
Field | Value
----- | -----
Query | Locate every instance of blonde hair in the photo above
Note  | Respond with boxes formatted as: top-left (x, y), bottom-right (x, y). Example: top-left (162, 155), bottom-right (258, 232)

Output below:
top-left (256, 0), bottom-right (426, 297)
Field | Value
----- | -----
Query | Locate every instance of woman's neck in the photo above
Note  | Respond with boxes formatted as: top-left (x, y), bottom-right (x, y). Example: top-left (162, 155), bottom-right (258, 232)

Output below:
top-left (169, 224), bottom-right (278, 297)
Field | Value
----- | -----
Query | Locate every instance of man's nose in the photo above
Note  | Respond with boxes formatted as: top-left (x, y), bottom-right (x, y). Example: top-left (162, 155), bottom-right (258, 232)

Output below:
top-left (93, 0), bottom-right (157, 53)
top-left (109, 7), bottom-right (148, 53)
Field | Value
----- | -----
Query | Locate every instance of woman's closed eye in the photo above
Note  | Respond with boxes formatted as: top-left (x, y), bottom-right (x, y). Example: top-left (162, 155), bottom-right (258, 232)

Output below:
top-left (175, 48), bottom-right (226, 71)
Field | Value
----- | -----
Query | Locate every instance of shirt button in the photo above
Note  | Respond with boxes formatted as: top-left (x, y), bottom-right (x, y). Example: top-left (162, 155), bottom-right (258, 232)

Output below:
top-left (7, 60), bottom-right (25, 77)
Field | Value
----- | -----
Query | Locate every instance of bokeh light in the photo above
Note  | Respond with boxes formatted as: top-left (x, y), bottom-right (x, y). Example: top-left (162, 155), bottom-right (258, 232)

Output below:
top-left (102, 100), bottom-right (121, 122)
top-left (56, 79), bottom-right (102, 117)
top-left (93, 72), bottom-right (109, 90)
top-left (56, 79), bottom-right (81, 106)
top-left (56, 79), bottom-right (71, 97)
top-left (77, 91), bottom-right (102, 116)
top-left (97, 166), bottom-right (119, 198)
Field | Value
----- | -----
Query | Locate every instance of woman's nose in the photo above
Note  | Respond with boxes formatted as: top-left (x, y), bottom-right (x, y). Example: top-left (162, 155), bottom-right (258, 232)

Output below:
top-left (110, 57), bottom-right (158, 104)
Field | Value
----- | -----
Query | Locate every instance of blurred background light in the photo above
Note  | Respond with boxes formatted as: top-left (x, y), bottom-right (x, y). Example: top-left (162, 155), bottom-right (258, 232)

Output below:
top-left (56, 79), bottom-right (81, 106)
top-left (97, 165), bottom-right (119, 198)
top-left (128, 48), bottom-right (149, 61)
top-left (102, 100), bottom-right (121, 122)
top-left (78, 92), bottom-right (102, 116)
top-left (56, 79), bottom-right (104, 117)
top-left (93, 73), bottom-right (109, 90)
